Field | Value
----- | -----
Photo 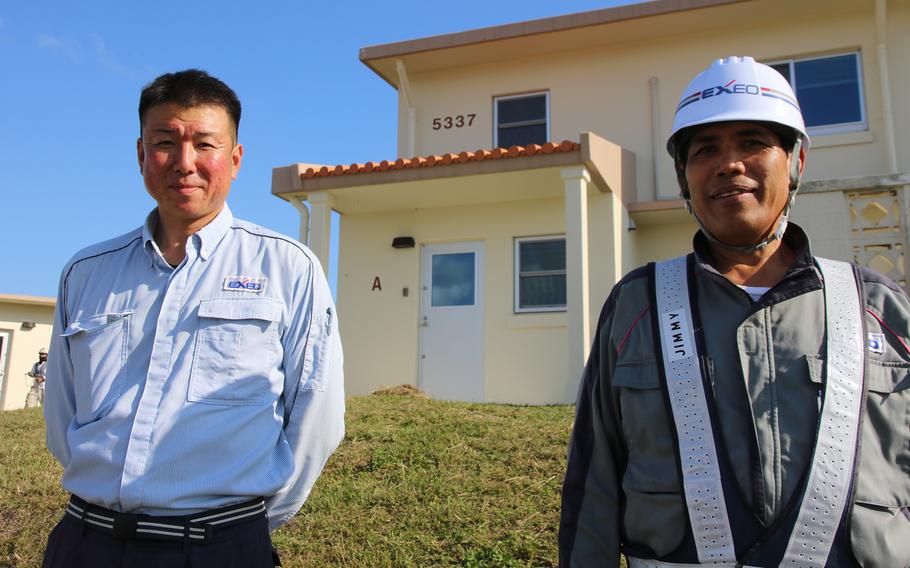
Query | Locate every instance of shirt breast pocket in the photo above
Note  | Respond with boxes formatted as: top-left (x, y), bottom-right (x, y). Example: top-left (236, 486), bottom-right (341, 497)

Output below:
top-left (189, 298), bottom-right (283, 406)
top-left (62, 312), bottom-right (131, 424)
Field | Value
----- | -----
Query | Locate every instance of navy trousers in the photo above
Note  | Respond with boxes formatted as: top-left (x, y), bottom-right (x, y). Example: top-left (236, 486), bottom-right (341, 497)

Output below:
top-left (42, 514), bottom-right (280, 567)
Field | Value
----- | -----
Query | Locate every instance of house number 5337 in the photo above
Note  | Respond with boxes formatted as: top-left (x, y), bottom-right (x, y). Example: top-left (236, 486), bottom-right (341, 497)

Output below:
top-left (432, 114), bottom-right (476, 130)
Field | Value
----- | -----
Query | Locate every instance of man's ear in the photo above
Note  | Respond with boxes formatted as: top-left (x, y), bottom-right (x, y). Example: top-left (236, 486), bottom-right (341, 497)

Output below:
top-left (231, 143), bottom-right (243, 180)
top-left (788, 139), bottom-right (805, 191)
top-left (137, 138), bottom-right (145, 174)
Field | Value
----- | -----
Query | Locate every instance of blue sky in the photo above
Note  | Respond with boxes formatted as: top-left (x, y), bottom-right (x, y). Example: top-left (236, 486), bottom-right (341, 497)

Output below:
top-left (0, 1), bottom-right (640, 299)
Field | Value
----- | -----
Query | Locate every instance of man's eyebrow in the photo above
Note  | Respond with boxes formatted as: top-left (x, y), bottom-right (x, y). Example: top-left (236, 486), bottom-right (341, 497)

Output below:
top-left (146, 127), bottom-right (219, 137)
top-left (691, 128), bottom-right (773, 144)
top-left (690, 133), bottom-right (718, 144)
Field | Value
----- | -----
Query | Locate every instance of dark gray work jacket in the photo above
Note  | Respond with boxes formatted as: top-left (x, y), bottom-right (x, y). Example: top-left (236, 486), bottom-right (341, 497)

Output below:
top-left (560, 224), bottom-right (910, 567)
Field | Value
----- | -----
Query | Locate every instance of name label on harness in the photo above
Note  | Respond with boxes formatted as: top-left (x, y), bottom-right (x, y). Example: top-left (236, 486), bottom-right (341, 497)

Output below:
top-left (661, 310), bottom-right (693, 362)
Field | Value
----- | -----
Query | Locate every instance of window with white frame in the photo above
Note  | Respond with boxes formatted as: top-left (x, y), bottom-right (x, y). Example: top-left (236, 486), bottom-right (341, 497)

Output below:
top-left (768, 52), bottom-right (866, 135)
top-left (494, 92), bottom-right (549, 148)
top-left (515, 236), bottom-right (566, 313)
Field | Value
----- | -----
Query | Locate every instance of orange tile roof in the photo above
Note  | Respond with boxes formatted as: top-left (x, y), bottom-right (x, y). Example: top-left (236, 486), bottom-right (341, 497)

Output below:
top-left (301, 140), bottom-right (581, 179)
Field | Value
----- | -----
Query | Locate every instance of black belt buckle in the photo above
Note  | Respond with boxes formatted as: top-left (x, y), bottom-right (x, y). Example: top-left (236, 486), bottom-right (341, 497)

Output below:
top-left (111, 512), bottom-right (138, 539)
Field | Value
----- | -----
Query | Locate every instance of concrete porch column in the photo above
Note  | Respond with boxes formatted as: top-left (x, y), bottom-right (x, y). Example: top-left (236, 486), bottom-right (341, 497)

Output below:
top-left (562, 166), bottom-right (591, 401)
top-left (308, 192), bottom-right (334, 275)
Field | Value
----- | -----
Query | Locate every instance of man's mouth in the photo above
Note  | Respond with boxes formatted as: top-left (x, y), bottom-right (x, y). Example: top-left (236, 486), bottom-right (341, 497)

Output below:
top-left (713, 187), bottom-right (754, 199)
top-left (171, 184), bottom-right (201, 194)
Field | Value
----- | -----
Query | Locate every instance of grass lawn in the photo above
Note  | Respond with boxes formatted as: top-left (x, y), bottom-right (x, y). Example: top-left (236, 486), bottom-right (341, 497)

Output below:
top-left (0, 394), bottom-right (577, 567)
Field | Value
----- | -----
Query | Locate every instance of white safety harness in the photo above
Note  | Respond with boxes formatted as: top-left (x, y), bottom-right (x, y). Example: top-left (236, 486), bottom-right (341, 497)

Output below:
top-left (631, 256), bottom-right (864, 568)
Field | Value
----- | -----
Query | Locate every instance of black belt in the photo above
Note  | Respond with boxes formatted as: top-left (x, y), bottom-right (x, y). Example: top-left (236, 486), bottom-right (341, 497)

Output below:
top-left (66, 495), bottom-right (267, 544)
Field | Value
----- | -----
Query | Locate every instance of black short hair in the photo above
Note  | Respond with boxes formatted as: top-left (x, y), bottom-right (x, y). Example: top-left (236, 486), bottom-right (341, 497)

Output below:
top-left (138, 69), bottom-right (241, 139)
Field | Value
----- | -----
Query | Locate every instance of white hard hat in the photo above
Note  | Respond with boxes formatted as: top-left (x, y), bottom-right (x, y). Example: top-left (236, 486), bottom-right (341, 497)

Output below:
top-left (667, 56), bottom-right (809, 158)
top-left (39, 348), bottom-right (47, 354)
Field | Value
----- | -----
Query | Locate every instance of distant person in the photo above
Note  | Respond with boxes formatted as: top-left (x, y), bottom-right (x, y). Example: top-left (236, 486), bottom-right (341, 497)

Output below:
top-left (43, 69), bottom-right (344, 567)
top-left (24, 347), bottom-right (47, 408)
top-left (560, 56), bottom-right (910, 567)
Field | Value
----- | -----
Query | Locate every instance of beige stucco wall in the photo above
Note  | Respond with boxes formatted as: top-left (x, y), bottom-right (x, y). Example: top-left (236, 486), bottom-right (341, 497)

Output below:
top-left (397, 0), bottom-right (908, 203)
top-left (789, 192), bottom-right (855, 260)
top-left (338, 189), bottom-right (630, 404)
top-left (0, 301), bottom-right (54, 411)
top-left (887, 0), bottom-right (910, 175)
top-left (628, 220), bottom-right (699, 269)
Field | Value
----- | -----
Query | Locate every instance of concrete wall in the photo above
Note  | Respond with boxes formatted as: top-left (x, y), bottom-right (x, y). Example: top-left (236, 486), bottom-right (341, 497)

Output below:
top-left (396, 0), bottom-right (908, 203)
top-left (0, 300), bottom-right (54, 410)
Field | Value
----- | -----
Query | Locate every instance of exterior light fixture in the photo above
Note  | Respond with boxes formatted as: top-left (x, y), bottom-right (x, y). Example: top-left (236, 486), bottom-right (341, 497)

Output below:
top-left (392, 237), bottom-right (415, 249)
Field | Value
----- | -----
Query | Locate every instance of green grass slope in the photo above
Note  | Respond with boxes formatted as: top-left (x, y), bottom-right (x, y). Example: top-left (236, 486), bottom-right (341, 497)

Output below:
top-left (0, 395), bottom-right (575, 567)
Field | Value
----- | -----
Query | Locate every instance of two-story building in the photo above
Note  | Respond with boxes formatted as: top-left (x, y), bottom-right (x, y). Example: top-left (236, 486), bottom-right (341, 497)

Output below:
top-left (271, 0), bottom-right (910, 404)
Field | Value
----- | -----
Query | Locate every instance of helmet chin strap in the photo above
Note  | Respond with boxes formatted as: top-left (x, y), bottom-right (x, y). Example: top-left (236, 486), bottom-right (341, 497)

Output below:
top-left (685, 193), bottom-right (794, 253)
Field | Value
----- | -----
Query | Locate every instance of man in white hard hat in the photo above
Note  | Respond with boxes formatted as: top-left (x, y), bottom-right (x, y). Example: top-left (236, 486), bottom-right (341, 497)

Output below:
top-left (559, 56), bottom-right (910, 567)
top-left (25, 347), bottom-right (48, 408)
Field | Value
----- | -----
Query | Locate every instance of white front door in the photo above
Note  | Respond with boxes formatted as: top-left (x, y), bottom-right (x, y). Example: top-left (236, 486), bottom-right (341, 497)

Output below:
top-left (0, 331), bottom-right (9, 410)
top-left (418, 242), bottom-right (485, 402)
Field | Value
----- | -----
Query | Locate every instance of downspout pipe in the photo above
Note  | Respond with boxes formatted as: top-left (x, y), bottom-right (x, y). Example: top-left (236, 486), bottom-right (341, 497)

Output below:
top-left (876, 0), bottom-right (899, 174)
top-left (396, 59), bottom-right (416, 158)
top-left (649, 76), bottom-right (662, 200)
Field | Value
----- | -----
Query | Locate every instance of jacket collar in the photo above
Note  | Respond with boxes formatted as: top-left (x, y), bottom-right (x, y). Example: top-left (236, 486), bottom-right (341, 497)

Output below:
top-left (692, 223), bottom-right (822, 304)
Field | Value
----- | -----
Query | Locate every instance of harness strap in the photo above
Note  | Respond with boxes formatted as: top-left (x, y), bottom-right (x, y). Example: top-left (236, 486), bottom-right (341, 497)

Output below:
top-left (627, 557), bottom-right (757, 568)
top-left (781, 258), bottom-right (864, 566)
top-left (655, 255), bottom-right (736, 563)
top-left (652, 255), bottom-right (864, 567)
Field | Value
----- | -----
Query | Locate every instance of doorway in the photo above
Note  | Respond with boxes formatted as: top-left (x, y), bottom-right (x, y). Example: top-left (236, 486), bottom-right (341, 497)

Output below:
top-left (418, 242), bottom-right (485, 402)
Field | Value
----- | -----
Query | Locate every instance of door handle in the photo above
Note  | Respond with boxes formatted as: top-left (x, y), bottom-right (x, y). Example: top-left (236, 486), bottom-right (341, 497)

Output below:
top-left (421, 316), bottom-right (429, 327)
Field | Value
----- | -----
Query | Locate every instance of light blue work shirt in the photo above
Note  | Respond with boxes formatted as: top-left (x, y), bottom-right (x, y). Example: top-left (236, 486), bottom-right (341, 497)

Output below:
top-left (44, 205), bottom-right (344, 531)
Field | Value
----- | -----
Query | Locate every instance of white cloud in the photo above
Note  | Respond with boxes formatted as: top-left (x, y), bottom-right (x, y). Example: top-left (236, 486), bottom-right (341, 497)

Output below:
top-left (0, 17), bottom-right (12, 44)
top-left (88, 33), bottom-right (133, 77)
top-left (35, 31), bottom-right (134, 78)
top-left (36, 33), bottom-right (83, 62)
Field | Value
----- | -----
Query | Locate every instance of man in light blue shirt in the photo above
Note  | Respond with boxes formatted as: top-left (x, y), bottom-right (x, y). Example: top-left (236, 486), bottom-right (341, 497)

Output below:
top-left (42, 69), bottom-right (344, 567)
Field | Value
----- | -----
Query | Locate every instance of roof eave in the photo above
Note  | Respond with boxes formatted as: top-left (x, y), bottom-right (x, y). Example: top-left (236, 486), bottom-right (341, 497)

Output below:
top-left (359, 0), bottom-right (749, 87)
top-left (0, 293), bottom-right (56, 307)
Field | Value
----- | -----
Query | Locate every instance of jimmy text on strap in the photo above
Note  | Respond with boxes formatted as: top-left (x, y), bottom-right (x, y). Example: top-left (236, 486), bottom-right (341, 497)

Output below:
top-left (655, 255), bottom-right (736, 563)
top-left (653, 255), bottom-right (864, 567)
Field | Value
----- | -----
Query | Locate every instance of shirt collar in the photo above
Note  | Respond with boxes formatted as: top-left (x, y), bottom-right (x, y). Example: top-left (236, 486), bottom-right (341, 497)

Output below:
top-left (692, 222), bottom-right (822, 302)
top-left (193, 205), bottom-right (233, 260)
top-left (142, 205), bottom-right (234, 263)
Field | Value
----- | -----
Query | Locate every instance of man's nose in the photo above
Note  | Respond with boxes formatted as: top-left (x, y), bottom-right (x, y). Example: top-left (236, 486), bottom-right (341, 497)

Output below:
top-left (717, 147), bottom-right (746, 176)
top-left (174, 143), bottom-right (196, 174)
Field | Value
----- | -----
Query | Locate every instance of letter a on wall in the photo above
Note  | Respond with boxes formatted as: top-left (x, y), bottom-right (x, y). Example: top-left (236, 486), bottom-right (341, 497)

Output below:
top-left (372, 276), bottom-right (382, 291)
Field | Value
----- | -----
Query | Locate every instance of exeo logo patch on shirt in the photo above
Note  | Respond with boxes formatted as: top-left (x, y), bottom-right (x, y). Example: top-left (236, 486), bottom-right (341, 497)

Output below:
top-left (223, 276), bottom-right (267, 293)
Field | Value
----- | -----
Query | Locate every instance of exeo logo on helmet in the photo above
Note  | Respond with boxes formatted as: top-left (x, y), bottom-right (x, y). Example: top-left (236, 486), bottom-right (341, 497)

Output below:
top-left (675, 79), bottom-right (800, 114)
